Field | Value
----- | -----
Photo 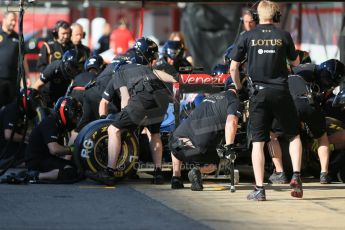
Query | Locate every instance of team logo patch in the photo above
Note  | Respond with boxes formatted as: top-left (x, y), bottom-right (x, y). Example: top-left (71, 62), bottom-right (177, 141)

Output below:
top-left (54, 51), bottom-right (62, 59)
top-left (0, 35), bottom-right (3, 42)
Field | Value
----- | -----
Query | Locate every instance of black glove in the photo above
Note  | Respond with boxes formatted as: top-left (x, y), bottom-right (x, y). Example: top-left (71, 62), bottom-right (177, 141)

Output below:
top-left (224, 144), bottom-right (237, 160)
top-left (238, 87), bottom-right (248, 101)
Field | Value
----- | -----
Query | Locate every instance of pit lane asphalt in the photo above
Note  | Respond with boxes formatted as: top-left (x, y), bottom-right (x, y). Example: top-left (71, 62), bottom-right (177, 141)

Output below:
top-left (1, 170), bottom-right (345, 230)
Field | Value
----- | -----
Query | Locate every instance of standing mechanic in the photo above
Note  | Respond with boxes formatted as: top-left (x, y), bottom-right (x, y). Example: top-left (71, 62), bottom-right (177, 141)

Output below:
top-left (169, 78), bottom-right (241, 190)
top-left (87, 37), bottom-right (176, 186)
top-left (33, 49), bottom-right (86, 107)
top-left (74, 52), bottom-right (138, 135)
top-left (36, 20), bottom-right (73, 72)
top-left (0, 11), bottom-right (19, 108)
top-left (230, 0), bottom-right (302, 201)
top-left (25, 96), bottom-right (82, 183)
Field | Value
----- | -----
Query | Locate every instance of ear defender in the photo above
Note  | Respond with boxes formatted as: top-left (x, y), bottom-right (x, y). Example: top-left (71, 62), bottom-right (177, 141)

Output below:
top-left (59, 99), bottom-right (67, 126)
top-left (273, 10), bottom-right (281, 23)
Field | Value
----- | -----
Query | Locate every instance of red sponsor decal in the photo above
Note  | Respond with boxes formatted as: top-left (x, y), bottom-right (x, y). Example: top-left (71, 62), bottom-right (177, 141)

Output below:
top-left (179, 74), bottom-right (230, 85)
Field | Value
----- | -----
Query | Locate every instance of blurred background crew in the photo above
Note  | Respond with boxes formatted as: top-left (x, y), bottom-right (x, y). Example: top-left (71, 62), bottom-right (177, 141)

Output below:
top-left (71, 23), bottom-right (91, 60)
top-left (36, 20), bottom-right (73, 73)
top-left (242, 10), bottom-right (258, 33)
top-left (94, 23), bottom-right (111, 55)
top-left (110, 18), bottom-right (135, 55)
top-left (169, 31), bottom-right (193, 66)
top-left (0, 11), bottom-right (19, 108)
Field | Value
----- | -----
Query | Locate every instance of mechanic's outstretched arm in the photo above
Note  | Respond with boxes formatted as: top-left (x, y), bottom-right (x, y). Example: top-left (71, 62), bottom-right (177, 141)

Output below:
top-left (47, 142), bottom-right (72, 157)
top-left (229, 61), bottom-right (242, 90)
top-left (153, 70), bottom-right (178, 83)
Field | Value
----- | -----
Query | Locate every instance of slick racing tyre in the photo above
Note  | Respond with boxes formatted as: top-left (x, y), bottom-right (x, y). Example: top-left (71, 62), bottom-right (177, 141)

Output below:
top-left (74, 119), bottom-right (139, 180)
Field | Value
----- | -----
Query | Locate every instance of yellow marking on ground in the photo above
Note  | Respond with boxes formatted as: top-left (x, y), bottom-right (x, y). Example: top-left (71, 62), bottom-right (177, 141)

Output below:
top-left (203, 186), bottom-right (229, 191)
top-left (78, 186), bottom-right (116, 189)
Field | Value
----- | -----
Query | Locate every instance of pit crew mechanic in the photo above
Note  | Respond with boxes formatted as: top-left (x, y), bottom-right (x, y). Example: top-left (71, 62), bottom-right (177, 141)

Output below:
top-left (33, 49), bottom-right (86, 107)
top-left (169, 77), bottom-right (241, 191)
top-left (24, 97), bottom-right (82, 183)
top-left (87, 37), bottom-right (177, 186)
top-left (229, 0), bottom-right (302, 201)
top-left (0, 11), bottom-right (19, 108)
top-left (36, 20), bottom-right (73, 72)
top-left (0, 89), bottom-right (43, 164)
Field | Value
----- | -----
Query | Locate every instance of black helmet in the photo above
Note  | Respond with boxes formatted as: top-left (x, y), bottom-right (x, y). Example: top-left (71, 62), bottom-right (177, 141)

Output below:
top-left (211, 64), bottom-right (229, 76)
top-left (133, 37), bottom-right (158, 65)
top-left (111, 55), bottom-right (132, 72)
top-left (61, 49), bottom-right (86, 79)
top-left (224, 45), bottom-right (235, 66)
top-left (18, 88), bottom-right (44, 119)
top-left (54, 96), bottom-right (83, 131)
top-left (318, 59), bottom-right (345, 88)
top-left (124, 48), bottom-right (143, 65)
top-left (161, 40), bottom-right (184, 61)
top-left (84, 55), bottom-right (104, 74)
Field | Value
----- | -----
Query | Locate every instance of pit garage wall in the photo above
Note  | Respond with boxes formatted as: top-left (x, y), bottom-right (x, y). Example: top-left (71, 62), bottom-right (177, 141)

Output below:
top-left (181, 3), bottom-right (242, 72)
top-left (288, 2), bottom-right (344, 64)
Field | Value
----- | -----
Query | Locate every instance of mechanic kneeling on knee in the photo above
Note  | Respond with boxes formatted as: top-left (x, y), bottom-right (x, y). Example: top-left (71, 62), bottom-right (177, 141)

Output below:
top-left (24, 97), bottom-right (82, 183)
top-left (169, 78), bottom-right (241, 191)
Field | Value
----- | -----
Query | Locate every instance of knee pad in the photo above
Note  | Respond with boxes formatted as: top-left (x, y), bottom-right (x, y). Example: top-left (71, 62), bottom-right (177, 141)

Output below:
top-left (58, 167), bottom-right (78, 182)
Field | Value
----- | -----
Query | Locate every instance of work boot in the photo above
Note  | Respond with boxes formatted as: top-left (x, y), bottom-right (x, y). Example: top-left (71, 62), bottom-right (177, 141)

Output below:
top-left (152, 167), bottom-right (164, 184)
top-left (247, 186), bottom-right (266, 201)
top-left (86, 168), bottom-right (116, 186)
top-left (188, 167), bottom-right (203, 191)
top-left (171, 176), bottom-right (184, 189)
top-left (268, 171), bottom-right (288, 184)
top-left (290, 173), bottom-right (303, 198)
top-left (320, 172), bottom-right (332, 184)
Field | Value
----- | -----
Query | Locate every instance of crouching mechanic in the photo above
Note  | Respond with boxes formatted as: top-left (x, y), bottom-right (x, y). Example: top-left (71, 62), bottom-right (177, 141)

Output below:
top-left (269, 61), bottom-right (335, 184)
top-left (69, 54), bottom-right (105, 103)
top-left (169, 78), bottom-right (241, 190)
top-left (0, 88), bottom-right (43, 164)
top-left (87, 37), bottom-right (177, 186)
top-left (24, 97), bottom-right (82, 183)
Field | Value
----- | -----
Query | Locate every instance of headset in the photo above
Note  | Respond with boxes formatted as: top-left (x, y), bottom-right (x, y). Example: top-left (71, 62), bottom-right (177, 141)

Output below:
top-left (272, 10), bottom-right (282, 23)
top-left (59, 99), bottom-right (68, 126)
top-left (243, 9), bottom-right (259, 25)
top-left (250, 0), bottom-right (281, 24)
top-left (52, 20), bottom-right (71, 39)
